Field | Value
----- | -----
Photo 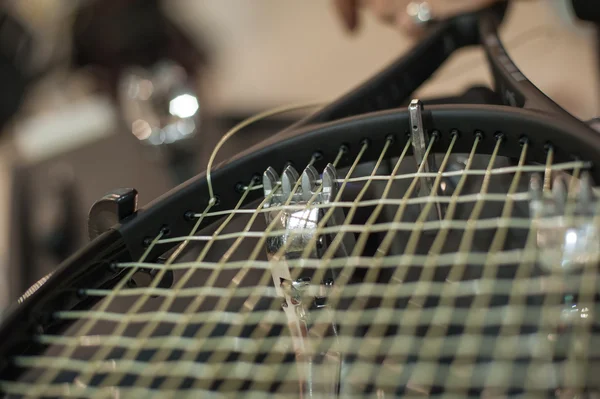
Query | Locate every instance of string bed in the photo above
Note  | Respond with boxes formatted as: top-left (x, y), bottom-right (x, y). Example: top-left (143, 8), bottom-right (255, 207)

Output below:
top-left (2, 132), bottom-right (599, 398)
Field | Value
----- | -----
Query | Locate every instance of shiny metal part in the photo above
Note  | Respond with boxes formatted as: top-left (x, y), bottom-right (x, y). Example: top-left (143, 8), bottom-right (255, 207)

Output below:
top-left (409, 99), bottom-right (443, 221)
top-left (263, 162), bottom-right (352, 312)
top-left (277, 275), bottom-right (342, 398)
top-left (529, 172), bottom-right (600, 273)
top-left (263, 164), bottom-right (353, 261)
top-left (263, 163), bottom-right (351, 398)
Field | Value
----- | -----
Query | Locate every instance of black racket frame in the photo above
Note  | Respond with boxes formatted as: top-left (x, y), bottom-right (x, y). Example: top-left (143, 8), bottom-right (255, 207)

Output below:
top-left (2, 1), bottom-right (600, 383)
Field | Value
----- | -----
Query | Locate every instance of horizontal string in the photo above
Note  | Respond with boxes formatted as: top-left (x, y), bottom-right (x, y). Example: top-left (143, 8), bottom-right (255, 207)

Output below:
top-left (242, 160), bottom-right (590, 188)
top-left (80, 273), bottom-right (598, 300)
top-left (53, 300), bottom-right (598, 328)
top-left (112, 247), bottom-right (597, 271)
top-left (35, 329), bottom-right (600, 359)
top-left (11, 355), bottom-right (596, 390)
top-left (156, 216), bottom-right (544, 245)
top-left (197, 191), bottom-right (532, 219)
top-left (0, 381), bottom-right (560, 399)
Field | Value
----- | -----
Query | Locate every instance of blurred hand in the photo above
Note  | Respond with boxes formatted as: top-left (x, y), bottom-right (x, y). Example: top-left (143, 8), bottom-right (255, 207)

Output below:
top-left (334, 0), bottom-right (502, 37)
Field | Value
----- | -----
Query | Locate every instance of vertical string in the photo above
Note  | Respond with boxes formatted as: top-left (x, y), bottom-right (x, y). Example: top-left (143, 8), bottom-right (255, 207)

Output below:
top-left (456, 139), bottom-right (529, 394)
top-left (201, 146), bottom-right (364, 393)
top-left (94, 184), bottom-right (255, 394)
top-left (159, 152), bottom-right (328, 391)
top-left (29, 229), bottom-right (167, 398)
top-left (365, 133), bottom-right (457, 391)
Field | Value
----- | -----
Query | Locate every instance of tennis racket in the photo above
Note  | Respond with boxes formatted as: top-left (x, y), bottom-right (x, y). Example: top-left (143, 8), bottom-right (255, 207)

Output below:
top-left (2, 3), bottom-right (600, 397)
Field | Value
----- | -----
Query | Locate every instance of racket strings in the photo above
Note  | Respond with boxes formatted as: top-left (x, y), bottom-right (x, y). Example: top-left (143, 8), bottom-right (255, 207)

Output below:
top-left (2, 134), bottom-right (600, 397)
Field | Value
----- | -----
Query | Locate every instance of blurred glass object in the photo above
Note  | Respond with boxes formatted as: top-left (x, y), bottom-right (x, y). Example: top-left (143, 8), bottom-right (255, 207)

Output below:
top-left (119, 60), bottom-right (200, 148)
top-left (70, 0), bottom-right (212, 184)
top-left (529, 173), bottom-right (600, 274)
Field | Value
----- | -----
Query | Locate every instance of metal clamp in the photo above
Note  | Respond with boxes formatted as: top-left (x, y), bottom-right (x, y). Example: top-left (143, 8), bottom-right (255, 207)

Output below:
top-left (529, 172), bottom-right (600, 273)
top-left (263, 164), bottom-right (353, 260)
top-left (263, 164), bottom-right (352, 397)
top-left (409, 99), bottom-right (443, 221)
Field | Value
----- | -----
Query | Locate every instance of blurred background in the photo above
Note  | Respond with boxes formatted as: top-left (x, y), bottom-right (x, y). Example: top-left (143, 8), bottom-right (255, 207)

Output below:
top-left (0, 0), bottom-right (597, 310)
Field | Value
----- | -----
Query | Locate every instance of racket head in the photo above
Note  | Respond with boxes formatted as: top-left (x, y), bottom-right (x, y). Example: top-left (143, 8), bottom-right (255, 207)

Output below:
top-left (1, 103), bottom-right (598, 396)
